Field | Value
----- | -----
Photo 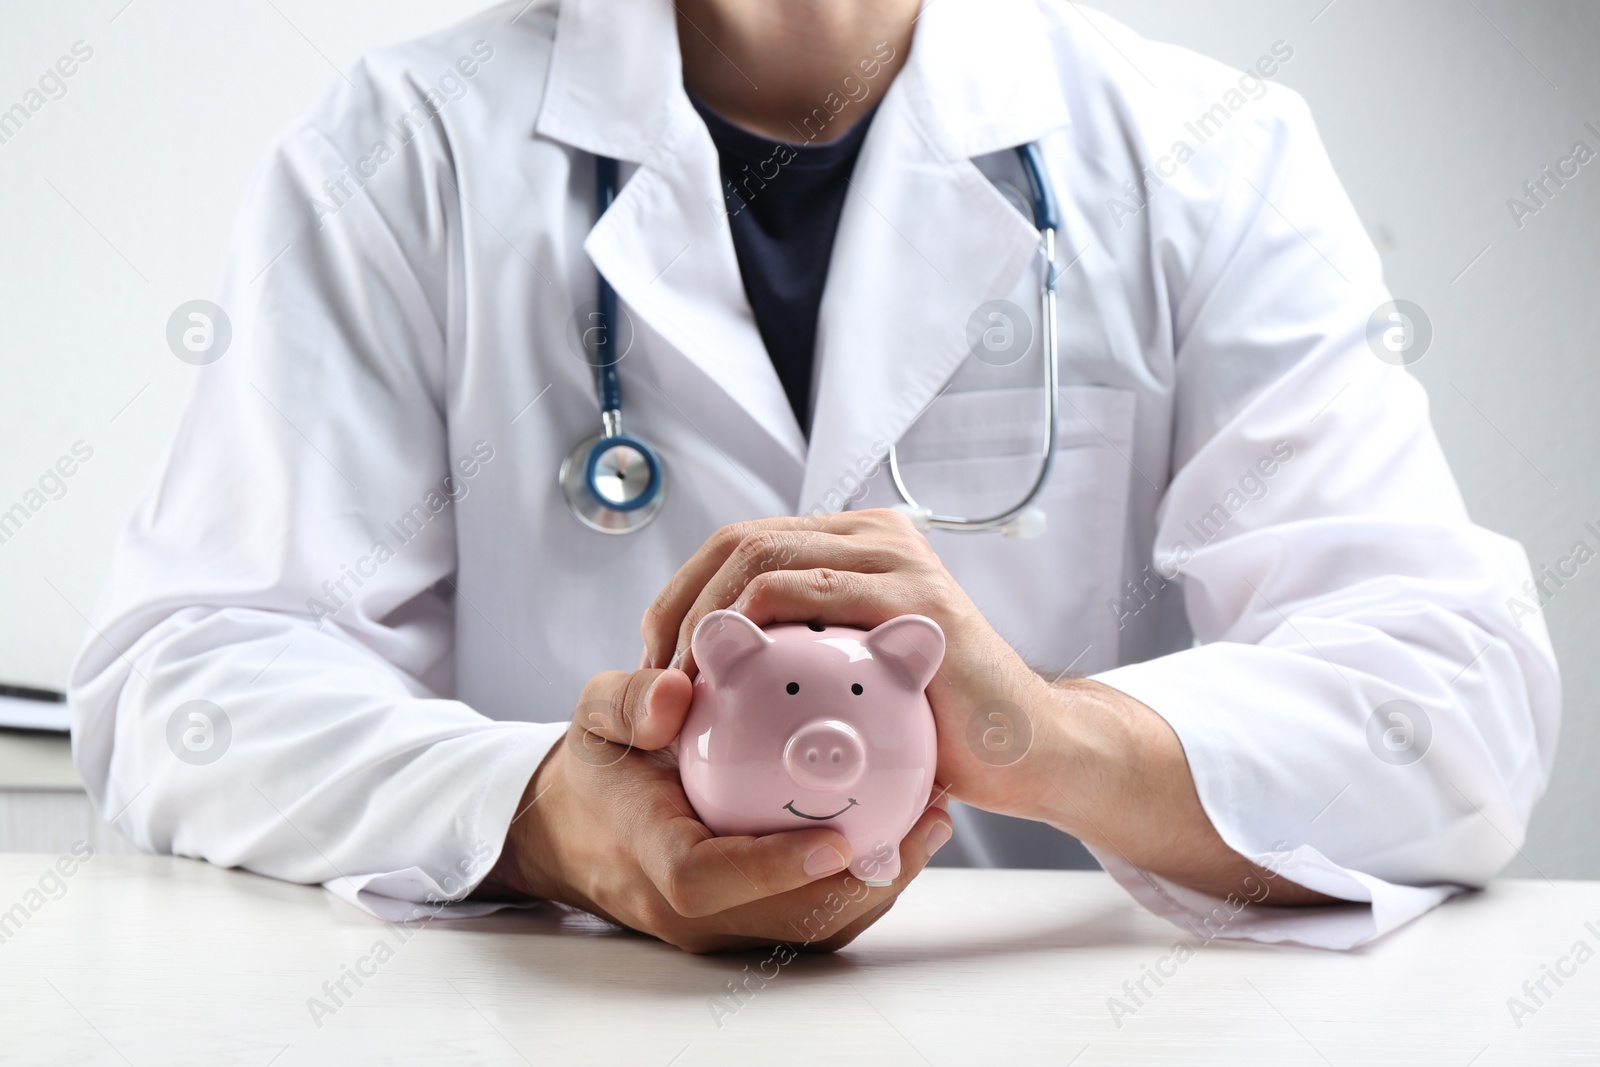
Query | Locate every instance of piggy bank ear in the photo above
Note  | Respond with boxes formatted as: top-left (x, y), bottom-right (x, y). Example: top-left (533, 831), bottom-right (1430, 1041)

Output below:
top-left (691, 610), bottom-right (773, 682)
top-left (864, 615), bottom-right (945, 691)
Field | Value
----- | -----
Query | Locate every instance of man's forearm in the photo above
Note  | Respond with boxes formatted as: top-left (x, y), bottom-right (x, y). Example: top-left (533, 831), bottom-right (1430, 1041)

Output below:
top-left (1018, 677), bottom-right (1337, 906)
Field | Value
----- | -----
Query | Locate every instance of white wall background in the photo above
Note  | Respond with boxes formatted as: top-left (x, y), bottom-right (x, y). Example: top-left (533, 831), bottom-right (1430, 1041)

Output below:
top-left (2, 1), bottom-right (1596, 876)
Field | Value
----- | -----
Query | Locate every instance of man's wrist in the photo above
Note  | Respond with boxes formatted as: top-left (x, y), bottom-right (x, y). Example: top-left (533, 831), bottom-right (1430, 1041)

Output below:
top-left (472, 737), bottom-right (566, 902)
top-left (1012, 677), bottom-right (1130, 837)
top-left (950, 664), bottom-right (1081, 824)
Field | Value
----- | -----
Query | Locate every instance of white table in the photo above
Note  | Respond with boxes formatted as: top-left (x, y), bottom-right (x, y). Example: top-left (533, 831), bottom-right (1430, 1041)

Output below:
top-left (0, 856), bottom-right (1595, 1066)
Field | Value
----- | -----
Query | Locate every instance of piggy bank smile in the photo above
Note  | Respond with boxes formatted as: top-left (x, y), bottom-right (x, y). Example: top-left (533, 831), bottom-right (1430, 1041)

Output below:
top-left (783, 798), bottom-right (860, 820)
top-left (678, 611), bottom-right (944, 885)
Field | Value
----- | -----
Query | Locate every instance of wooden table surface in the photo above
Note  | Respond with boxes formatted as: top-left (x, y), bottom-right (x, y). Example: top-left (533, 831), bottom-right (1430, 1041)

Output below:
top-left (0, 855), bottom-right (1595, 1065)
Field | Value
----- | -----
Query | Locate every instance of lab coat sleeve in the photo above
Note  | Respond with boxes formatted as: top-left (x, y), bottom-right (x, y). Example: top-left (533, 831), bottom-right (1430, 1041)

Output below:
top-left (1086, 88), bottom-right (1561, 949)
top-left (68, 62), bottom-right (565, 921)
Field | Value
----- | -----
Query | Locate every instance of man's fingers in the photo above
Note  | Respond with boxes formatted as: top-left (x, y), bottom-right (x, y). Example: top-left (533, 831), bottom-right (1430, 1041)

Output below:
top-left (860, 803), bottom-right (950, 898)
top-left (669, 533), bottom-right (903, 675)
top-left (572, 668), bottom-right (693, 751)
top-left (641, 518), bottom-right (818, 669)
top-left (641, 511), bottom-right (903, 669)
top-left (642, 819), bottom-right (856, 918)
top-left (728, 569), bottom-right (915, 632)
top-left (787, 804), bottom-right (952, 950)
top-left (903, 803), bottom-right (954, 872)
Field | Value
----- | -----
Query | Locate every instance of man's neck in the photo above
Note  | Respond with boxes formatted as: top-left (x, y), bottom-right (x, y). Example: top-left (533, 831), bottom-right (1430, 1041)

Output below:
top-left (675, 0), bottom-right (919, 144)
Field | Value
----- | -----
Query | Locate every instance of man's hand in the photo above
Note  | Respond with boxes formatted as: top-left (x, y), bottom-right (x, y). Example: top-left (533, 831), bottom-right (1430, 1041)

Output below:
top-left (483, 664), bottom-right (952, 954)
top-left (637, 509), bottom-right (1337, 907)
top-left (640, 508), bottom-right (1057, 818)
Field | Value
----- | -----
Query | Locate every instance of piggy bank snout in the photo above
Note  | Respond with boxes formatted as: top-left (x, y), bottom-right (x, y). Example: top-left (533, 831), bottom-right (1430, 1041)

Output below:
top-left (783, 720), bottom-right (867, 791)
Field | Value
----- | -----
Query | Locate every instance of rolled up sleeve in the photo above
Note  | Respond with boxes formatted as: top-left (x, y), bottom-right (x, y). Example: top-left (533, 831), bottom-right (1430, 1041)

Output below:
top-left (1089, 87), bottom-right (1560, 949)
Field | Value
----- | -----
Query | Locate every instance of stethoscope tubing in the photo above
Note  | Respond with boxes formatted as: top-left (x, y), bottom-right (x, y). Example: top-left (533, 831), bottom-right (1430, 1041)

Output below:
top-left (593, 154), bottom-right (624, 417)
top-left (887, 142), bottom-right (1062, 532)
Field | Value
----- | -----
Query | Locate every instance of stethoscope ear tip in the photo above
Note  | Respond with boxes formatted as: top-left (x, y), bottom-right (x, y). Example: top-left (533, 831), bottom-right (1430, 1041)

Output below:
top-left (890, 503), bottom-right (933, 531)
top-left (1001, 506), bottom-right (1048, 540)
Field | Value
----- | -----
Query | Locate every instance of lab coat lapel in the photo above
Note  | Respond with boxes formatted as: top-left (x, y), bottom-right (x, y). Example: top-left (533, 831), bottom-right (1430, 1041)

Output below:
top-left (801, 0), bottom-right (1072, 513)
top-left (583, 115), bottom-right (809, 466)
top-left (535, 0), bottom-right (807, 466)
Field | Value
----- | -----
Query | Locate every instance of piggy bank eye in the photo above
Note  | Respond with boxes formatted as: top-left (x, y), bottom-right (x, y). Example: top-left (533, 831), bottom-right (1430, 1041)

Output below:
top-left (851, 683), bottom-right (864, 696)
top-left (786, 682), bottom-right (800, 695)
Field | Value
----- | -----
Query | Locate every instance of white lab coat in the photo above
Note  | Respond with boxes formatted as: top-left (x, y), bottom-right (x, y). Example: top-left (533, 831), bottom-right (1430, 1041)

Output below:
top-left (70, 0), bottom-right (1559, 950)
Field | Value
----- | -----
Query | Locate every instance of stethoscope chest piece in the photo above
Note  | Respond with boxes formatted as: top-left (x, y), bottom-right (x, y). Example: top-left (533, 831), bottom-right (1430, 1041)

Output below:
top-left (559, 427), bottom-right (665, 535)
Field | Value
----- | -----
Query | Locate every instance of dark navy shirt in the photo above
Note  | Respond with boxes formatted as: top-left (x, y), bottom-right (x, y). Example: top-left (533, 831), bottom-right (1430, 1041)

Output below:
top-left (690, 90), bottom-right (879, 434)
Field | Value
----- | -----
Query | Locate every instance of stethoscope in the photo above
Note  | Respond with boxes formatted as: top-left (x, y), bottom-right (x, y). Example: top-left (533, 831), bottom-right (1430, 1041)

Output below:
top-left (561, 143), bottom-right (1062, 538)
top-left (558, 156), bottom-right (668, 534)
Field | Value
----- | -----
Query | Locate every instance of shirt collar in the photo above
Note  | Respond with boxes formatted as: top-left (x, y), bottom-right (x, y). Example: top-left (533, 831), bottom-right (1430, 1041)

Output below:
top-left (686, 85), bottom-right (880, 168)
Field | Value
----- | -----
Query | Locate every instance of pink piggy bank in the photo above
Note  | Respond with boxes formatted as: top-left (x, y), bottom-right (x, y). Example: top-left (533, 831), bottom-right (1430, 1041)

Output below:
top-left (678, 609), bottom-right (944, 885)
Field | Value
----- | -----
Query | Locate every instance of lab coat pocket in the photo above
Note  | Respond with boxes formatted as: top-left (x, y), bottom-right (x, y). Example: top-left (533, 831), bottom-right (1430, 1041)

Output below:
top-left (857, 385), bottom-right (1137, 677)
